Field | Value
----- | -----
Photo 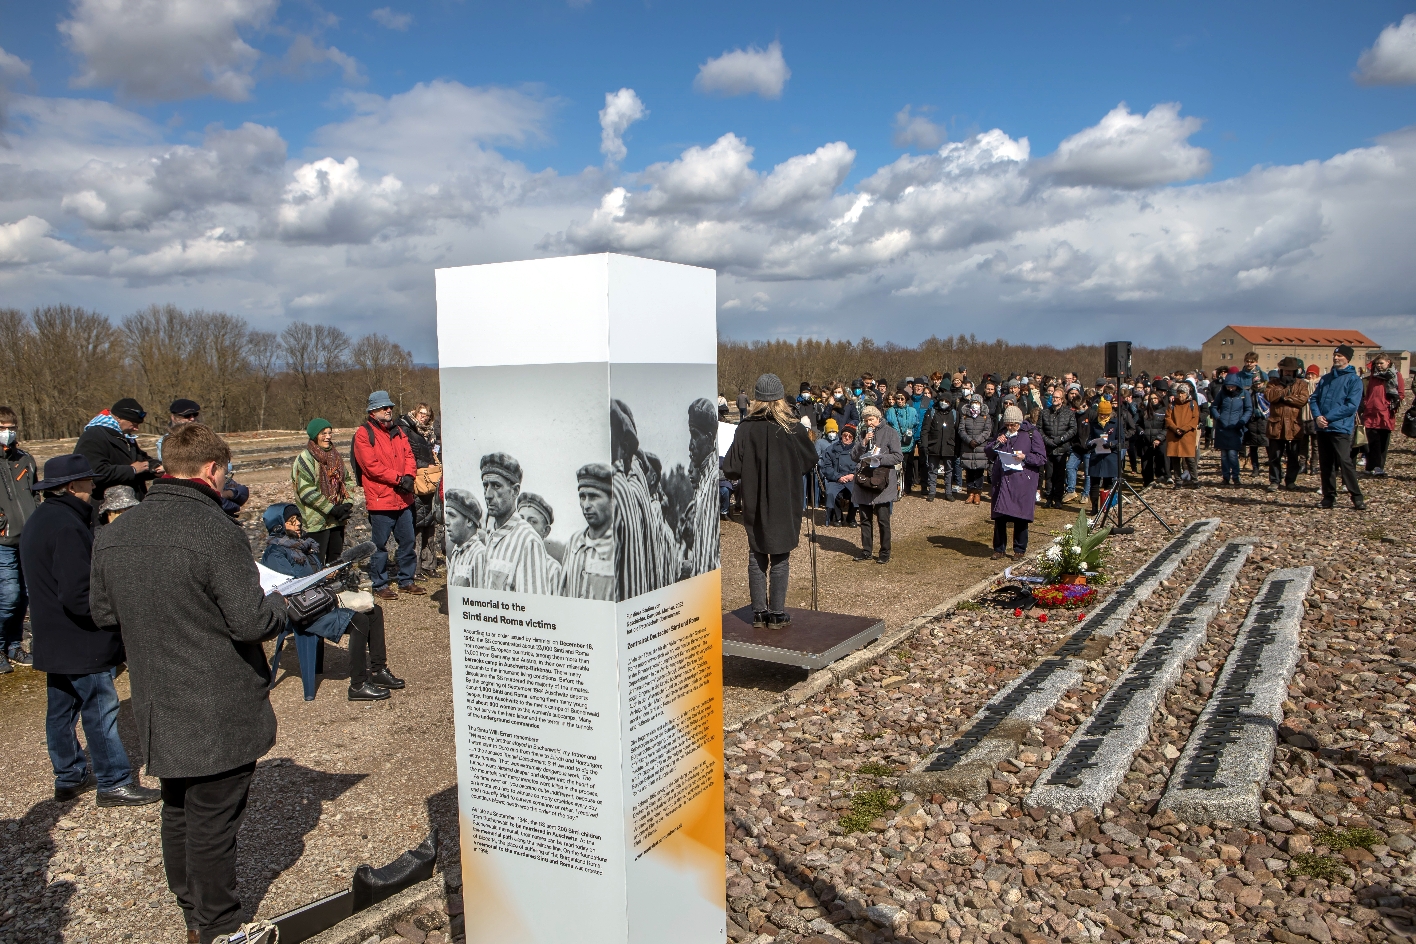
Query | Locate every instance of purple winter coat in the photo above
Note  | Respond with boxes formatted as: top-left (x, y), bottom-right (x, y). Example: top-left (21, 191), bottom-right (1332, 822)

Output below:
top-left (985, 421), bottom-right (1046, 522)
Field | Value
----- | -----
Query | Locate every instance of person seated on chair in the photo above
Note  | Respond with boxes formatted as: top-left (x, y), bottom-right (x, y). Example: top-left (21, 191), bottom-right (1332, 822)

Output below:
top-left (260, 503), bottom-right (404, 702)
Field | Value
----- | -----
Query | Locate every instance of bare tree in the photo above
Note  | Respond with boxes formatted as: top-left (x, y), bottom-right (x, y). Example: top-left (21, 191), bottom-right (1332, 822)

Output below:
top-left (248, 330), bottom-right (280, 431)
top-left (29, 306), bottom-right (126, 438)
top-left (351, 333), bottom-right (414, 410)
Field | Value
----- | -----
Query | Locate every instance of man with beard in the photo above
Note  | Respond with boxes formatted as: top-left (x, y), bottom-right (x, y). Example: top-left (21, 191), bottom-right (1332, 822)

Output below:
top-left (559, 464), bottom-right (615, 601)
top-left (611, 400), bottom-right (670, 601)
top-left (474, 453), bottom-right (559, 593)
top-left (687, 398), bottom-right (721, 577)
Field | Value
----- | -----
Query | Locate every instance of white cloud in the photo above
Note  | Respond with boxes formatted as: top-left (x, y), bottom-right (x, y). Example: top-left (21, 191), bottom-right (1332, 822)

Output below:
top-left (1039, 102), bottom-right (1210, 188)
top-left (0, 47), bottom-right (31, 80)
top-left (313, 80), bottom-right (552, 185)
top-left (693, 40), bottom-right (790, 99)
top-left (598, 88), bottom-right (646, 163)
top-left (892, 106), bottom-right (945, 150)
top-left (1355, 13), bottom-right (1416, 86)
top-left (280, 35), bottom-right (364, 85)
top-left (60, 122), bottom-right (286, 230)
top-left (276, 156), bottom-right (409, 244)
top-left (0, 217), bottom-right (69, 266)
top-left (109, 228), bottom-right (255, 279)
top-left (59, 0), bottom-right (277, 102)
top-left (370, 7), bottom-right (412, 30)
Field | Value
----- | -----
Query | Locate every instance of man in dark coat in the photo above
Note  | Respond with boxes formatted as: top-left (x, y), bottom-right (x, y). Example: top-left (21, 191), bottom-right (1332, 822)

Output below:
top-left (91, 423), bottom-right (289, 944)
top-left (1038, 395), bottom-right (1077, 509)
top-left (20, 454), bottom-right (160, 808)
top-left (74, 398), bottom-right (158, 508)
top-left (918, 399), bottom-right (958, 502)
top-left (722, 374), bottom-right (819, 627)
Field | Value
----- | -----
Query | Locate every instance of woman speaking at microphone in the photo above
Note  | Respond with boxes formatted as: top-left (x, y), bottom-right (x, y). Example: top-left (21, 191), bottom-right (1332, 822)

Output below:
top-left (722, 374), bottom-right (819, 630)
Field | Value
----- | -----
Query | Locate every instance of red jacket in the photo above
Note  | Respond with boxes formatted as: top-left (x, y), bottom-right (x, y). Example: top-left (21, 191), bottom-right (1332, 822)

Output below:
top-left (352, 421), bottom-right (415, 512)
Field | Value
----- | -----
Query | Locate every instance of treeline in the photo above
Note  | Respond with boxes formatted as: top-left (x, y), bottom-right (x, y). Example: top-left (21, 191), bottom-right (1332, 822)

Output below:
top-left (0, 305), bottom-right (439, 440)
top-left (717, 335), bottom-right (1200, 398)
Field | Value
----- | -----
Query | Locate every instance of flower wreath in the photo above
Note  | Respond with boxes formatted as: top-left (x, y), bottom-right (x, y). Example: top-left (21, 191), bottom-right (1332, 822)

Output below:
top-left (1033, 583), bottom-right (1097, 609)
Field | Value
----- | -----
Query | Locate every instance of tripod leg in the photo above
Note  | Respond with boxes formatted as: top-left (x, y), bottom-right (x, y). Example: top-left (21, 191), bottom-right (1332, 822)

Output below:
top-left (1121, 477), bottom-right (1174, 534)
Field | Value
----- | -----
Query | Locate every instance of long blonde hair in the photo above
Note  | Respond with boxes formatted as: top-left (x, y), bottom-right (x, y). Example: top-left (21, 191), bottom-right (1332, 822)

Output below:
top-left (747, 398), bottom-right (798, 432)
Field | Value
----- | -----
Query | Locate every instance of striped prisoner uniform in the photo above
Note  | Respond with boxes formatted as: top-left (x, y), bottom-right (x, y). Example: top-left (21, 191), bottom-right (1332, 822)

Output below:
top-left (613, 459), bottom-right (669, 602)
top-left (473, 513), bottom-right (559, 594)
top-left (558, 528), bottom-right (614, 601)
top-left (689, 454), bottom-right (720, 576)
top-left (446, 532), bottom-right (485, 588)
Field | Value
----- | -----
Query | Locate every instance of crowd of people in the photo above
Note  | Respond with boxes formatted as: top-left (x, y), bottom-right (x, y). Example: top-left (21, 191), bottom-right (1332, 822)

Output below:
top-left (726, 343), bottom-right (1408, 563)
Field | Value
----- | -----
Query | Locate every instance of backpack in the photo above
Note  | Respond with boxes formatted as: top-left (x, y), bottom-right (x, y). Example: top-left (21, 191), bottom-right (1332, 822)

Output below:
top-left (349, 423), bottom-right (379, 487)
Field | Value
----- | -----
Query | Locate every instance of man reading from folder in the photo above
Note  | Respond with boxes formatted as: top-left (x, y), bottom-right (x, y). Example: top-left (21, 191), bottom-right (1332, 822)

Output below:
top-left (91, 423), bottom-right (288, 944)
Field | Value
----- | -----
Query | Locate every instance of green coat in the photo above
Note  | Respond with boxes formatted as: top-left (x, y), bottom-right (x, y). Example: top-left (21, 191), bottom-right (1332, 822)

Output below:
top-left (291, 447), bottom-right (356, 534)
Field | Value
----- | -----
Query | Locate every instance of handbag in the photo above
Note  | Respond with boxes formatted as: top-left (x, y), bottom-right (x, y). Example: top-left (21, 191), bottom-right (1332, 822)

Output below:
top-left (1403, 405), bottom-right (1416, 439)
top-left (856, 464), bottom-right (891, 491)
top-left (284, 583), bottom-right (340, 627)
top-left (414, 463), bottom-right (443, 497)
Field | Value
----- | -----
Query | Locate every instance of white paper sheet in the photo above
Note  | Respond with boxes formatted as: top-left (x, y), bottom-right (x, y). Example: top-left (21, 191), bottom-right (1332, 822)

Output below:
top-left (256, 562), bottom-right (346, 596)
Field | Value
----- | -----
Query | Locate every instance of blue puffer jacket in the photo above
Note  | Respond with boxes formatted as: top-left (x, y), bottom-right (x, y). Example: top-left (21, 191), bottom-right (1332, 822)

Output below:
top-left (1211, 387), bottom-right (1253, 451)
top-left (260, 504), bottom-right (353, 643)
top-left (1309, 365), bottom-right (1363, 435)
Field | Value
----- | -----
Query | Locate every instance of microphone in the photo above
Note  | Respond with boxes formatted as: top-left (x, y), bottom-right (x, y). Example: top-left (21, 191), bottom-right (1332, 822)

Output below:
top-left (338, 541), bottom-right (377, 564)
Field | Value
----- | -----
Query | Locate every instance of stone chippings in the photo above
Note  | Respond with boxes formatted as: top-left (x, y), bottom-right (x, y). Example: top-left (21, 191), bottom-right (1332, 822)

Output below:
top-left (1161, 567), bottom-right (1316, 827)
top-left (898, 520), bottom-right (1218, 801)
top-left (723, 453), bottom-right (1416, 944)
top-left (1029, 540), bottom-right (1254, 816)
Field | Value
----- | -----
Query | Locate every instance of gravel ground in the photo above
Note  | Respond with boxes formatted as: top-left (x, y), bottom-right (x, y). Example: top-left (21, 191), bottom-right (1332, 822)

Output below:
top-left (3, 435), bottom-right (1413, 944)
top-left (722, 439), bottom-right (1416, 944)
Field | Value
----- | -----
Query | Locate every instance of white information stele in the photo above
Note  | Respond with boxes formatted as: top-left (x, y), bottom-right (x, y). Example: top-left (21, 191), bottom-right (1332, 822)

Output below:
top-left (435, 254), bottom-right (725, 944)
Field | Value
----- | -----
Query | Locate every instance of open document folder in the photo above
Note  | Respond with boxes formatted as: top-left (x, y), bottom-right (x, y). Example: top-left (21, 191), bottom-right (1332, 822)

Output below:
top-left (256, 561), bottom-right (349, 596)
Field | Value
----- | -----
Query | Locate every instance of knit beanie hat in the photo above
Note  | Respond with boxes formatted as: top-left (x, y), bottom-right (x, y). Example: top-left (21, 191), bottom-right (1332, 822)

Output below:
top-left (824, 418), bottom-right (839, 433)
top-left (1002, 405), bottom-right (1024, 424)
top-left (754, 373), bottom-right (785, 402)
top-left (306, 418), bottom-right (332, 440)
top-left (1097, 399), bottom-right (1114, 420)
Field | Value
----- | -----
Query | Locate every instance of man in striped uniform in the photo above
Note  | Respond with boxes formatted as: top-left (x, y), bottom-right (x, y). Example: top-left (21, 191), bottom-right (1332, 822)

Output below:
top-left (611, 400), bottom-right (670, 602)
top-left (515, 492), bottom-right (562, 587)
top-left (558, 464), bottom-right (615, 601)
top-left (473, 452), bottom-right (558, 594)
top-left (444, 489), bottom-right (485, 588)
top-left (687, 398), bottom-right (721, 577)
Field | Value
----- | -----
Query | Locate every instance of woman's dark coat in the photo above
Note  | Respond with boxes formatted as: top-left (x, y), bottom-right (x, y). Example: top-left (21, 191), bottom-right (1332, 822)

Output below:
top-left (1082, 415), bottom-right (1123, 480)
top-left (957, 410), bottom-right (994, 471)
top-left (395, 415), bottom-right (437, 468)
top-left (919, 406), bottom-right (958, 459)
top-left (18, 492), bottom-right (122, 675)
top-left (722, 416), bottom-right (820, 555)
top-left (90, 479), bottom-right (289, 780)
top-left (849, 422), bottom-right (905, 506)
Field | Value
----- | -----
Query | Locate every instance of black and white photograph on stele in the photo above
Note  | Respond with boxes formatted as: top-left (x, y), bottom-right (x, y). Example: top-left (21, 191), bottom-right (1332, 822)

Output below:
top-left (440, 362), bottom-right (719, 602)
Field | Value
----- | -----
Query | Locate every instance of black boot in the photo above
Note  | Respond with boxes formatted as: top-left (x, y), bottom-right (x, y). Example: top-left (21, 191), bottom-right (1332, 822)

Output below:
top-left (348, 682), bottom-right (391, 701)
top-left (767, 612), bottom-right (792, 629)
top-left (752, 610), bottom-right (769, 628)
top-left (853, 549), bottom-right (873, 561)
top-left (369, 667), bottom-right (405, 690)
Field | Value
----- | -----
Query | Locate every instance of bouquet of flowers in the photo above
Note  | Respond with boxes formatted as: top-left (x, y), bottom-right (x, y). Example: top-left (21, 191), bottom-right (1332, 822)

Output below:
top-left (1035, 508), bottom-right (1110, 584)
top-left (1033, 583), bottom-right (1097, 608)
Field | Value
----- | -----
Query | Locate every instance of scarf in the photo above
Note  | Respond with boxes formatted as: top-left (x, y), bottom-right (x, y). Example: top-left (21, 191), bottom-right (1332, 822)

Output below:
top-left (414, 414), bottom-right (437, 447)
top-left (307, 440), bottom-right (348, 504)
top-left (86, 410), bottom-right (136, 442)
top-left (266, 531), bottom-right (320, 566)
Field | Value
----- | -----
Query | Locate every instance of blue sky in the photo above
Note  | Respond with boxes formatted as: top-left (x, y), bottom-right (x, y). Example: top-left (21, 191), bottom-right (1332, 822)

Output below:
top-left (1, 1), bottom-right (1414, 360)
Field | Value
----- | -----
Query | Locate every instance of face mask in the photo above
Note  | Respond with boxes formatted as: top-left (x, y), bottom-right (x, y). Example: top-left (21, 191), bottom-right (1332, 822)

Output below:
top-left (853, 388), bottom-right (862, 396)
top-left (968, 404), bottom-right (981, 416)
top-left (0, 430), bottom-right (14, 447)
top-left (826, 432), bottom-right (837, 441)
